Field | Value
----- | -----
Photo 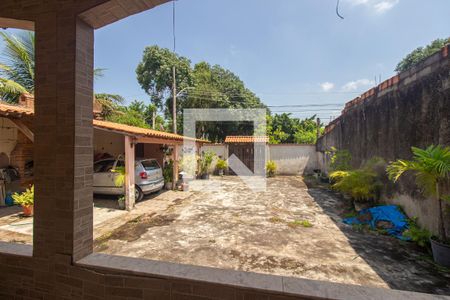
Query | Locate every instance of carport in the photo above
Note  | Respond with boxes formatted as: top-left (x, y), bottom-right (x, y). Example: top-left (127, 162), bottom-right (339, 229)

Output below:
top-left (93, 120), bottom-right (207, 210)
top-left (0, 100), bottom-right (208, 211)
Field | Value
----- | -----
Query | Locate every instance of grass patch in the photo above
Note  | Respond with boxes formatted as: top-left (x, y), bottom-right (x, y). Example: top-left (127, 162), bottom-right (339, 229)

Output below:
top-left (343, 211), bottom-right (358, 218)
top-left (268, 216), bottom-right (284, 223)
top-left (288, 220), bottom-right (313, 228)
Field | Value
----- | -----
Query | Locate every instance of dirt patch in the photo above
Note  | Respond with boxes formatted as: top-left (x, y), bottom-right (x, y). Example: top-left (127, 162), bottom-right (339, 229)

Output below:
top-left (94, 213), bottom-right (178, 250)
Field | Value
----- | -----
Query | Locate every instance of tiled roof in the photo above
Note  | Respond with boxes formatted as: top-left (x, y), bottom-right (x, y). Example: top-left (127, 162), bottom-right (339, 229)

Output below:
top-left (93, 120), bottom-right (207, 143)
top-left (0, 102), bottom-right (34, 117)
top-left (0, 101), bottom-right (208, 143)
top-left (224, 136), bottom-right (269, 143)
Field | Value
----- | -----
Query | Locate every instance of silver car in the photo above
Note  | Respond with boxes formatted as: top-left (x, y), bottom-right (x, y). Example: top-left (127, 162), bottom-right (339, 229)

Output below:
top-left (93, 157), bottom-right (164, 201)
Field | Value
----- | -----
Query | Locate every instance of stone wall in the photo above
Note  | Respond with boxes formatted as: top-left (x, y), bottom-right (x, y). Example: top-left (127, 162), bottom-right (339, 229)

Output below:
top-left (317, 45), bottom-right (450, 234)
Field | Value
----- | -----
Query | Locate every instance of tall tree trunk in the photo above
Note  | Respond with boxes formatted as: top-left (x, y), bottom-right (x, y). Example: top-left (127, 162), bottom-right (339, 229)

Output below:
top-left (436, 182), bottom-right (447, 241)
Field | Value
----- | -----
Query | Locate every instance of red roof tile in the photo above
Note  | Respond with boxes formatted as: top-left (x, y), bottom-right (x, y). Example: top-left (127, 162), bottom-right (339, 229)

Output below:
top-left (224, 136), bottom-right (268, 143)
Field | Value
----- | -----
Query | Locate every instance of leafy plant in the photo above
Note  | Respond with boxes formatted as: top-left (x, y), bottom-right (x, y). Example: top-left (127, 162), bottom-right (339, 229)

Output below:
top-left (216, 159), bottom-right (228, 171)
top-left (395, 38), bottom-right (449, 73)
top-left (112, 166), bottom-right (125, 187)
top-left (199, 151), bottom-right (215, 176)
top-left (266, 160), bottom-right (277, 177)
top-left (12, 185), bottom-right (34, 207)
top-left (331, 169), bottom-right (381, 202)
top-left (163, 160), bottom-right (174, 183)
top-left (387, 145), bottom-right (450, 242)
top-left (403, 218), bottom-right (432, 248)
top-left (327, 147), bottom-right (352, 171)
top-left (179, 155), bottom-right (198, 177)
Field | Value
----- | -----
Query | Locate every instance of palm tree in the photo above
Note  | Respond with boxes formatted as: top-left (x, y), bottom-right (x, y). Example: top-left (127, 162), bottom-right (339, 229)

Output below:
top-left (387, 145), bottom-right (450, 242)
top-left (1, 31), bottom-right (106, 103)
top-left (0, 31), bottom-right (34, 102)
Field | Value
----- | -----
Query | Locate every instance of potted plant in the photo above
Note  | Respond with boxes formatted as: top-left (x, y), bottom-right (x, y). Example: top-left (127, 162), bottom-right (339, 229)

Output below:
top-left (163, 160), bottom-right (174, 189)
top-left (199, 151), bottom-right (215, 180)
top-left (387, 145), bottom-right (450, 267)
top-left (117, 196), bottom-right (125, 210)
top-left (266, 160), bottom-right (277, 177)
top-left (216, 159), bottom-right (228, 176)
top-left (12, 185), bottom-right (34, 217)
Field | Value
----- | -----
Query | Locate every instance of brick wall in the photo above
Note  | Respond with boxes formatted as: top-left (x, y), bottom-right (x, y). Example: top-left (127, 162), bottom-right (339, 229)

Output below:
top-left (9, 130), bottom-right (33, 185)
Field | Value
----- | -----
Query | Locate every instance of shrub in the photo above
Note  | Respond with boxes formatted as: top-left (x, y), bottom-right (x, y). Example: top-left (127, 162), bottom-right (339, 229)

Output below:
top-left (403, 218), bottom-right (431, 248)
top-left (266, 160), bottom-right (277, 177)
top-left (216, 159), bottom-right (228, 171)
top-left (329, 170), bottom-right (351, 183)
top-left (179, 155), bottom-right (198, 176)
top-left (199, 151), bottom-right (215, 176)
top-left (331, 169), bottom-right (381, 202)
top-left (327, 147), bottom-right (352, 171)
top-left (12, 185), bottom-right (34, 207)
top-left (163, 160), bottom-right (174, 183)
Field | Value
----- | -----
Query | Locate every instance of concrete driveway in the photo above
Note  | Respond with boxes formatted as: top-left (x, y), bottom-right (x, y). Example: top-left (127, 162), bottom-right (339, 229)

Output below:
top-left (94, 176), bottom-right (450, 295)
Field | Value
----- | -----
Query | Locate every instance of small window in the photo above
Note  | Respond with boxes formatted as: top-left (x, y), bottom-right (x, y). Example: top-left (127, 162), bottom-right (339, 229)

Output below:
top-left (141, 160), bottom-right (160, 171)
top-left (94, 160), bottom-right (115, 173)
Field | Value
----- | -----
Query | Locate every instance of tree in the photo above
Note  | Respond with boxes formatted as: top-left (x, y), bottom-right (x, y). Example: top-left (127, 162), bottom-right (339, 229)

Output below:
top-left (395, 38), bottom-right (449, 73)
top-left (136, 46), bottom-right (192, 110)
top-left (0, 31), bottom-right (34, 102)
top-left (267, 113), bottom-right (322, 144)
top-left (0, 31), bottom-right (107, 103)
top-left (387, 145), bottom-right (450, 242)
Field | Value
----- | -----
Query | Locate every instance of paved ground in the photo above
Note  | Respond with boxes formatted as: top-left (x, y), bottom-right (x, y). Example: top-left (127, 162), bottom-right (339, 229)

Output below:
top-left (1, 176), bottom-right (449, 295)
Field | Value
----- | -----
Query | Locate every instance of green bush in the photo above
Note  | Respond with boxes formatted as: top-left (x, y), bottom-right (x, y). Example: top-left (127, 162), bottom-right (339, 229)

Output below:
top-left (199, 151), bottom-right (215, 176)
top-left (327, 147), bottom-right (352, 171)
top-left (266, 160), bottom-right (277, 177)
top-left (216, 159), bottom-right (228, 171)
top-left (12, 185), bottom-right (34, 207)
top-left (163, 160), bottom-right (174, 183)
top-left (403, 218), bottom-right (431, 248)
top-left (331, 169), bottom-right (381, 202)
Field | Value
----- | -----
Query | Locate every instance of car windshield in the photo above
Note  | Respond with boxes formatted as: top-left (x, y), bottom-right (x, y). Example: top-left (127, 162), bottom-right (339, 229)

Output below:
top-left (141, 160), bottom-right (160, 171)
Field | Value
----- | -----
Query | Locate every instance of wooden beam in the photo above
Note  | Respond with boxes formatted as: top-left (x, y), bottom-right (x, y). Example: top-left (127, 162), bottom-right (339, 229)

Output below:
top-left (124, 135), bottom-right (135, 211)
top-left (10, 118), bottom-right (34, 142)
top-left (136, 136), bottom-right (181, 145)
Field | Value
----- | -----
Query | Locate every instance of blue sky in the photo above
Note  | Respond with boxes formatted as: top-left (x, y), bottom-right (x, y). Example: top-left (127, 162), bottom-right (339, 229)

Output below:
top-left (2, 0), bottom-right (449, 121)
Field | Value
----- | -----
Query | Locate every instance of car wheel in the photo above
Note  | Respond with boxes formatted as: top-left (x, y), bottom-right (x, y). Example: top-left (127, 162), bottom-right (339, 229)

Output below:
top-left (135, 186), bottom-right (144, 202)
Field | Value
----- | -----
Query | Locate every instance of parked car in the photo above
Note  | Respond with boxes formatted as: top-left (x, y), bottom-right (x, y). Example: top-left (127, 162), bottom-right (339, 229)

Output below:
top-left (93, 157), bottom-right (164, 201)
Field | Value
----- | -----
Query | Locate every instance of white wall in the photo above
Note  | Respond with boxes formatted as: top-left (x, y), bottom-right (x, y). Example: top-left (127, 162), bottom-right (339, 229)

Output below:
top-left (0, 117), bottom-right (18, 166)
top-left (94, 129), bottom-right (124, 157)
top-left (201, 144), bottom-right (228, 159)
top-left (269, 144), bottom-right (318, 175)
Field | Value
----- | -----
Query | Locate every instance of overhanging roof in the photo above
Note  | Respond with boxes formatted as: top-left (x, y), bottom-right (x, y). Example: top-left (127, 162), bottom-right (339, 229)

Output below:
top-left (0, 101), bottom-right (208, 144)
top-left (224, 136), bottom-right (268, 143)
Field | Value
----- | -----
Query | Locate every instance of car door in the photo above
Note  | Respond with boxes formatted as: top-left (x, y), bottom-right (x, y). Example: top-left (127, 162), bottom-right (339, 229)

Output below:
top-left (93, 159), bottom-right (117, 190)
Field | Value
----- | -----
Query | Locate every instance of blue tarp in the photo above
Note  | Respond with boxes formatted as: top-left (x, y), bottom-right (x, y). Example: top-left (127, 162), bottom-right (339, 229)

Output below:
top-left (343, 205), bottom-right (409, 240)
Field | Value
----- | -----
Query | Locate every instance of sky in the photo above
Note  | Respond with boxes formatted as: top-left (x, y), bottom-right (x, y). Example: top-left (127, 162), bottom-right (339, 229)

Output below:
top-left (1, 0), bottom-right (450, 122)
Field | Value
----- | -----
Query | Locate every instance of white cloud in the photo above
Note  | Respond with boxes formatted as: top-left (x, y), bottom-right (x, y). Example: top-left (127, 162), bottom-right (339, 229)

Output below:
top-left (320, 82), bottom-right (335, 92)
top-left (345, 0), bottom-right (399, 13)
top-left (341, 79), bottom-right (375, 91)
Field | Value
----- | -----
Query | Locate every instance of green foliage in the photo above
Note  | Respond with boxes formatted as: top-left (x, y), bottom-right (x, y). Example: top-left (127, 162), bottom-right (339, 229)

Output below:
top-left (387, 145), bottom-right (450, 241)
top-left (395, 38), bottom-right (449, 73)
top-left (199, 151), bottom-right (215, 175)
top-left (267, 114), bottom-right (322, 145)
top-left (216, 159), bottom-right (228, 170)
top-left (0, 31), bottom-right (34, 102)
top-left (12, 185), bottom-right (34, 207)
top-left (329, 170), bottom-right (351, 183)
top-left (331, 169), bottom-right (380, 202)
top-left (179, 155), bottom-right (198, 176)
top-left (288, 220), bottom-right (313, 228)
top-left (403, 218), bottom-right (431, 248)
top-left (163, 160), bottom-right (174, 183)
top-left (112, 166), bottom-right (126, 187)
top-left (266, 160), bottom-right (277, 177)
top-left (327, 147), bottom-right (352, 171)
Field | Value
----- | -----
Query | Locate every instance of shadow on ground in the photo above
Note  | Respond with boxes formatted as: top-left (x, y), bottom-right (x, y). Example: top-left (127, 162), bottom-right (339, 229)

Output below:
top-left (305, 180), bottom-right (450, 295)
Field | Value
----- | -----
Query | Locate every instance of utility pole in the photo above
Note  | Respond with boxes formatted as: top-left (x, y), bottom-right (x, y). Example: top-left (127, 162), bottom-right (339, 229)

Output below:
top-left (172, 65), bottom-right (177, 133)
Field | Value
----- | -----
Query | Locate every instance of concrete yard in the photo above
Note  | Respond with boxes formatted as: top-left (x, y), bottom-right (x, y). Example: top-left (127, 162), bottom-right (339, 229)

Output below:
top-left (95, 176), bottom-right (450, 295)
top-left (1, 176), bottom-right (449, 295)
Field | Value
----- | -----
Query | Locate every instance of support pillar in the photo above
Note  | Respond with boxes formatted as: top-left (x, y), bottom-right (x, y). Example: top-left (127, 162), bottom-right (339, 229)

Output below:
top-left (33, 17), bottom-right (94, 261)
top-left (124, 135), bottom-right (135, 211)
top-left (172, 145), bottom-right (179, 190)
